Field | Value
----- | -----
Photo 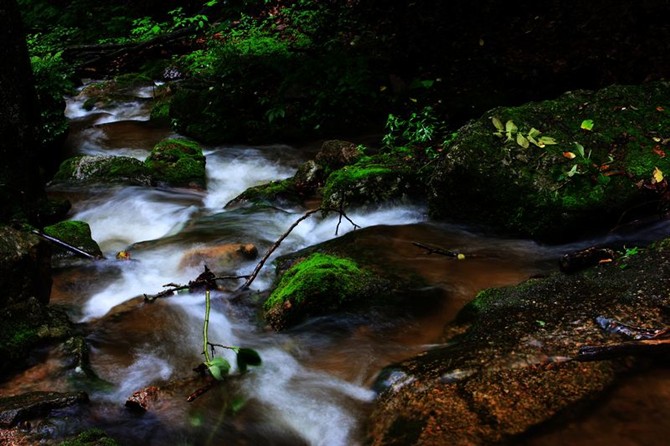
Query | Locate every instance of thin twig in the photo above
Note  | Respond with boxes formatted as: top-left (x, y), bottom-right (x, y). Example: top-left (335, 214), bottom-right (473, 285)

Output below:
top-left (238, 207), bottom-right (359, 290)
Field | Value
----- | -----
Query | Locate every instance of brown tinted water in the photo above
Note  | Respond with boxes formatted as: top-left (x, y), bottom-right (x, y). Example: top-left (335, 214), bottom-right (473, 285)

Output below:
top-left (4, 86), bottom-right (670, 445)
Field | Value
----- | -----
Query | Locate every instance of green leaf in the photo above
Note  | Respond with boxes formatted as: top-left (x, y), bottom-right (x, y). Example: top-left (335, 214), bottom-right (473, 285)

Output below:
top-left (505, 120), bottom-right (517, 141)
top-left (516, 132), bottom-right (529, 149)
top-left (566, 164), bottom-right (578, 177)
top-left (580, 119), bottom-right (594, 131)
top-left (491, 116), bottom-right (504, 132)
top-left (236, 348), bottom-right (262, 373)
top-left (574, 142), bottom-right (585, 158)
top-left (537, 136), bottom-right (557, 146)
top-left (527, 128), bottom-right (542, 139)
top-left (597, 173), bottom-right (611, 185)
top-left (207, 357), bottom-right (231, 380)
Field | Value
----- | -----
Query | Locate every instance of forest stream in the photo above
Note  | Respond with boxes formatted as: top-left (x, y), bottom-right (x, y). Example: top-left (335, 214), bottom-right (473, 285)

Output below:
top-left (4, 83), bottom-right (670, 445)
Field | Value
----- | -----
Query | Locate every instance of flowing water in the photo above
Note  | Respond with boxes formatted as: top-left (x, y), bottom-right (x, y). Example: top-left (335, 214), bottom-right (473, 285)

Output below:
top-left (4, 83), bottom-right (670, 445)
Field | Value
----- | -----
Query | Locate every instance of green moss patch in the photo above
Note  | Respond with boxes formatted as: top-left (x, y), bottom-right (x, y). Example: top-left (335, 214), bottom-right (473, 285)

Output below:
top-left (43, 220), bottom-right (102, 259)
top-left (225, 177), bottom-right (300, 209)
top-left (321, 154), bottom-right (421, 209)
top-left (145, 138), bottom-right (206, 188)
top-left (264, 253), bottom-right (380, 330)
top-left (52, 155), bottom-right (152, 186)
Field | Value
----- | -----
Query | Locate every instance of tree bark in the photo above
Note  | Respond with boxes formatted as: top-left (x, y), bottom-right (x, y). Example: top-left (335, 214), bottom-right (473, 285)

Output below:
top-left (0, 0), bottom-right (47, 225)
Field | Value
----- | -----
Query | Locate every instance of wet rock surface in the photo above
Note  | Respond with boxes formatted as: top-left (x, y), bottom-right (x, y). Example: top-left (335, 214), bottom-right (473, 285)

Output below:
top-left (428, 81), bottom-right (670, 242)
top-left (0, 391), bottom-right (89, 428)
top-left (368, 238), bottom-right (670, 444)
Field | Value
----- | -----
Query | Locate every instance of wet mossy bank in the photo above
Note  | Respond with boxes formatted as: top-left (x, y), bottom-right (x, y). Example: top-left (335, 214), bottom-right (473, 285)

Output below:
top-left (428, 81), bottom-right (670, 242)
top-left (368, 239), bottom-right (670, 445)
top-left (232, 82), bottom-right (670, 244)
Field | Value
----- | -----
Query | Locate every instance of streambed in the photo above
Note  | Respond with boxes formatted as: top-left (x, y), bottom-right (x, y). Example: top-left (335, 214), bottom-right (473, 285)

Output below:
top-left (4, 83), bottom-right (670, 445)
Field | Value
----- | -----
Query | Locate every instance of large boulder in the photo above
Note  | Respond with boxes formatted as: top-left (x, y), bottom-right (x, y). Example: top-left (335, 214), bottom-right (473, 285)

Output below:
top-left (368, 238), bottom-right (670, 445)
top-left (0, 226), bottom-right (77, 377)
top-left (428, 81), bottom-right (670, 242)
top-left (0, 226), bottom-right (51, 307)
top-left (43, 220), bottom-right (103, 262)
top-left (263, 227), bottom-right (437, 331)
top-left (145, 138), bottom-right (206, 188)
top-left (51, 155), bottom-right (152, 186)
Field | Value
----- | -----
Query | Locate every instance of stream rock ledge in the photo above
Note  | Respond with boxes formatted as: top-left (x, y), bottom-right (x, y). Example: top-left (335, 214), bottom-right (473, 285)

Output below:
top-left (368, 237), bottom-right (670, 445)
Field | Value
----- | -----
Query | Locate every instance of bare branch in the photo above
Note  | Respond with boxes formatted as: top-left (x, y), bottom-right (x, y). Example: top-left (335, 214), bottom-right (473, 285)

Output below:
top-left (239, 206), bottom-right (359, 290)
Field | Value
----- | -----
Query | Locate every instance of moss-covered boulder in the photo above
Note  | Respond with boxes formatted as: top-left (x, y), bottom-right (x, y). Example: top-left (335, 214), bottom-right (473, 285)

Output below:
top-left (368, 238), bottom-right (670, 445)
top-left (51, 155), bottom-right (152, 186)
top-left (225, 177), bottom-right (301, 209)
top-left (263, 227), bottom-right (436, 331)
top-left (428, 81), bottom-right (670, 242)
top-left (145, 138), bottom-right (206, 188)
top-left (43, 220), bottom-right (103, 261)
top-left (265, 253), bottom-right (383, 330)
top-left (0, 226), bottom-right (52, 307)
top-left (321, 152), bottom-right (422, 209)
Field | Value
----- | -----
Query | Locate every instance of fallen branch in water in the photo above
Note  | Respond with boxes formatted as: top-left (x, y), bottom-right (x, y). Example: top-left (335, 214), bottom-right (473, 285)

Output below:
top-left (238, 206), bottom-right (359, 290)
top-left (31, 229), bottom-right (103, 260)
top-left (577, 338), bottom-right (670, 362)
top-left (144, 266), bottom-right (249, 302)
top-left (576, 316), bottom-right (670, 362)
top-left (412, 241), bottom-right (461, 258)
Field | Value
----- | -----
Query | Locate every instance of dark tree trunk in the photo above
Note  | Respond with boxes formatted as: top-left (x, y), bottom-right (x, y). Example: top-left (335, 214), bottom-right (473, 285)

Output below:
top-left (0, 0), bottom-right (47, 225)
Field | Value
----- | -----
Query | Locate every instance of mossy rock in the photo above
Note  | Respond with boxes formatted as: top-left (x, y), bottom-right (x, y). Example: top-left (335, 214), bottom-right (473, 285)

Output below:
top-left (428, 81), bottom-right (670, 242)
top-left (0, 226), bottom-right (52, 307)
top-left (145, 138), bottom-right (206, 188)
top-left (225, 177), bottom-right (301, 209)
top-left (58, 428), bottom-right (119, 446)
top-left (264, 253), bottom-right (385, 330)
top-left (321, 153), bottom-right (422, 209)
top-left (0, 299), bottom-right (72, 377)
top-left (369, 237), bottom-right (670, 445)
top-left (51, 155), bottom-right (152, 186)
top-left (43, 220), bottom-right (102, 260)
top-left (263, 227), bottom-right (434, 331)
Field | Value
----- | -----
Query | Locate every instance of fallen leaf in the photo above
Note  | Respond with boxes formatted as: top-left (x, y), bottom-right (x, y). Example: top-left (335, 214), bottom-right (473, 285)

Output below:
top-left (653, 146), bottom-right (666, 158)
top-left (563, 151), bottom-right (576, 159)
top-left (657, 106), bottom-right (665, 112)
top-left (653, 166), bottom-right (664, 183)
top-left (580, 119), bottom-right (594, 131)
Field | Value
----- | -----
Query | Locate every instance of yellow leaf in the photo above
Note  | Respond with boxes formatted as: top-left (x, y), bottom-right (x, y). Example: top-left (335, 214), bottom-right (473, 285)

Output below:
top-left (457, 253), bottom-right (466, 260)
top-left (653, 166), bottom-right (664, 183)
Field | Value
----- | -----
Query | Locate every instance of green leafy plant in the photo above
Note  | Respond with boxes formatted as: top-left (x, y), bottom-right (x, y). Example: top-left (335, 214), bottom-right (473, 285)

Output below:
top-left (491, 117), bottom-right (557, 149)
top-left (202, 291), bottom-right (261, 380)
top-left (382, 106), bottom-right (447, 159)
top-left (618, 246), bottom-right (640, 270)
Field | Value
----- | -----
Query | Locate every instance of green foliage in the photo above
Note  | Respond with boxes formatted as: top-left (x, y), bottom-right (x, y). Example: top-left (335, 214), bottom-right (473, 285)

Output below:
top-left (59, 428), bottom-right (119, 446)
top-left (169, 2), bottom-right (383, 142)
top-left (382, 106), bottom-right (449, 160)
top-left (618, 246), bottom-right (641, 270)
top-left (491, 117), bottom-right (557, 149)
top-left (129, 6), bottom-right (212, 43)
top-left (26, 27), bottom-right (76, 146)
top-left (202, 290), bottom-right (261, 380)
